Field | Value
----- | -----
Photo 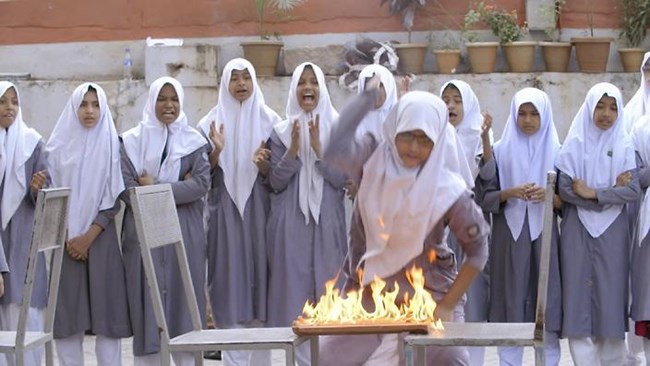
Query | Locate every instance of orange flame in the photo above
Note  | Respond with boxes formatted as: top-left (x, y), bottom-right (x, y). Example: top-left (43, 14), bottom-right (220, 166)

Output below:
top-left (295, 265), bottom-right (444, 330)
top-left (427, 249), bottom-right (437, 264)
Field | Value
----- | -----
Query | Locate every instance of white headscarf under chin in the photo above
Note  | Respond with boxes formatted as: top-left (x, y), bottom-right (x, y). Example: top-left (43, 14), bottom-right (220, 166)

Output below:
top-left (440, 80), bottom-right (486, 178)
top-left (494, 88), bottom-right (560, 241)
top-left (633, 116), bottom-right (650, 245)
top-left (197, 58), bottom-right (281, 217)
top-left (0, 82), bottom-right (42, 230)
top-left (273, 62), bottom-right (339, 225)
top-left (556, 82), bottom-right (636, 238)
top-left (624, 52), bottom-right (650, 133)
top-left (357, 91), bottom-right (470, 285)
top-left (122, 77), bottom-right (206, 184)
top-left (355, 64), bottom-right (398, 143)
top-left (45, 83), bottom-right (124, 238)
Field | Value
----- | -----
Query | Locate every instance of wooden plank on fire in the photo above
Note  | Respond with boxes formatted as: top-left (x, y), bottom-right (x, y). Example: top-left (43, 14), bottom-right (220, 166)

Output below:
top-left (292, 322), bottom-right (429, 336)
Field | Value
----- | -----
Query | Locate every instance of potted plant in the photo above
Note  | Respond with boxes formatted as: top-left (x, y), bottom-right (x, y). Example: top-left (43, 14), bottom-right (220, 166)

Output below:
top-left (464, 1), bottom-right (535, 73)
top-left (539, 0), bottom-right (572, 72)
top-left (429, 30), bottom-right (462, 74)
top-left (462, 3), bottom-right (500, 73)
top-left (380, 0), bottom-right (429, 74)
top-left (240, 0), bottom-right (306, 76)
top-left (479, 1), bottom-right (535, 72)
top-left (618, 0), bottom-right (649, 72)
top-left (570, 0), bottom-right (614, 72)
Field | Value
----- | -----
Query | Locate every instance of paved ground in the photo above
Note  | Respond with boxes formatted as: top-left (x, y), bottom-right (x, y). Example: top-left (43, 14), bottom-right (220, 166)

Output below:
top-left (61, 335), bottom-right (591, 365)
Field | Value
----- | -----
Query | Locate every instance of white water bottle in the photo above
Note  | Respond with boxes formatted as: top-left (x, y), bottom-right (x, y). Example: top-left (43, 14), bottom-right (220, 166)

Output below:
top-left (123, 48), bottom-right (133, 81)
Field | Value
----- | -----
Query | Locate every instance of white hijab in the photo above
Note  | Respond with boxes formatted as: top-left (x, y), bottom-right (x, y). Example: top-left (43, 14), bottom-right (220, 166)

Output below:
top-left (624, 52), bottom-right (650, 133)
top-left (632, 116), bottom-right (650, 245)
top-left (273, 62), bottom-right (339, 225)
top-left (0, 82), bottom-right (42, 230)
top-left (45, 83), bottom-right (124, 238)
top-left (357, 91), bottom-right (470, 285)
top-left (355, 64), bottom-right (398, 143)
top-left (556, 82), bottom-right (636, 238)
top-left (197, 58), bottom-right (281, 217)
top-left (440, 80), bottom-right (485, 178)
top-left (494, 88), bottom-right (560, 241)
top-left (122, 77), bottom-right (206, 183)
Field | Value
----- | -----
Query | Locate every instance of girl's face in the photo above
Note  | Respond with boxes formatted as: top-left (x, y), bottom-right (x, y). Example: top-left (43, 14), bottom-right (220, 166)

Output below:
top-left (394, 129), bottom-right (434, 168)
top-left (365, 77), bottom-right (386, 109)
top-left (228, 69), bottom-right (253, 102)
top-left (593, 95), bottom-right (618, 131)
top-left (155, 83), bottom-right (180, 125)
top-left (441, 85), bottom-right (463, 126)
top-left (0, 87), bottom-right (19, 129)
top-left (77, 89), bottom-right (101, 128)
top-left (516, 102), bottom-right (541, 135)
top-left (296, 66), bottom-right (320, 113)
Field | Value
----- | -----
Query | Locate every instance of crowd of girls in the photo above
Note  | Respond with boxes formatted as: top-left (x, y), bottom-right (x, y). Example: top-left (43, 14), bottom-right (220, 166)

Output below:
top-left (1, 54), bottom-right (650, 366)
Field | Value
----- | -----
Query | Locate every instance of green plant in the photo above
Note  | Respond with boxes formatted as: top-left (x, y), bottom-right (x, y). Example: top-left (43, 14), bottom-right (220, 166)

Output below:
top-left (619, 0), bottom-right (650, 47)
top-left (380, 0), bottom-right (427, 43)
top-left (255, 0), bottom-right (306, 39)
top-left (539, 0), bottom-right (566, 42)
top-left (463, 1), bottom-right (528, 43)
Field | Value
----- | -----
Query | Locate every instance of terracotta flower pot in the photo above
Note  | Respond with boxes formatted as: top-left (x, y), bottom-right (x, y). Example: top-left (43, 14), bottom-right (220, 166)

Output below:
top-left (240, 40), bottom-right (284, 76)
top-left (571, 37), bottom-right (613, 73)
top-left (465, 42), bottom-right (499, 74)
top-left (433, 49), bottom-right (461, 74)
top-left (502, 41), bottom-right (537, 72)
top-left (394, 43), bottom-right (429, 74)
top-left (619, 48), bottom-right (646, 72)
top-left (540, 42), bottom-right (572, 72)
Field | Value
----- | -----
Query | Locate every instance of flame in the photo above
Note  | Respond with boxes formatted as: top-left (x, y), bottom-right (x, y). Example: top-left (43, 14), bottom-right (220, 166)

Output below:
top-left (296, 265), bottom-right (444, 330)
top-left (427, 249), bottom-right (437, 264)
top-left (377, 215), bottom-right (390, 242)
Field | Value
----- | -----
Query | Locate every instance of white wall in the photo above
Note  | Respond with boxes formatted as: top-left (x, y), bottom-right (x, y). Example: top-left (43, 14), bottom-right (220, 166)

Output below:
top-left (7, 72), bottom-right (641, 143)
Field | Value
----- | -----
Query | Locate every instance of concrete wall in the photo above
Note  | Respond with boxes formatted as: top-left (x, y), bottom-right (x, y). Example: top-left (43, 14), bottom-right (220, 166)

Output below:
top-left (7, 72), bottom-right (640, 144)
top-left (1, 28), bottom-right (647, 84)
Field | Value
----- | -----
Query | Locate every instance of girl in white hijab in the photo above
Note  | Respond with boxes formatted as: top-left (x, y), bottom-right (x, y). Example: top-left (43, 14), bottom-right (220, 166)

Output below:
top-left (478, 87), bottom-right (563, 365)
top-left (624, 52), bottom-right (650, 133)
top-left (440, 79), bottom-right (489, 178)
top-left (555, 82), bottom-right (639, 366)
top-left (0, 82), bottom-right (46, 366)
top-left (266, 62), bottom-right (347, 364)
top-left (438, 80), bottom-right (493, 366)
top-left (630, 116), bottom-right (650, 361)
top-left (46, 82), bottom-right (130, 366)
top-left (197, 58), bottom-right (281, 366)
top-left (319, 86), bottom-right (489, 365)
top-left (120, 77), bottom-right (210, 366)
top-left (354, 64), bottom-right (398, 143)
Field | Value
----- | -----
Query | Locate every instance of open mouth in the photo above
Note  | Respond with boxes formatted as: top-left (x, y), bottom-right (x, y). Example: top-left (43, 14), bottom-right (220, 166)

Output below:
top-left (302, 92), bottom-right (315, 103)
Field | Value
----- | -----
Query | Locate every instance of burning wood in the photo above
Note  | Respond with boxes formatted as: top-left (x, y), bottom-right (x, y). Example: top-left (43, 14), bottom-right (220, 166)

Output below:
top-left (293, 264), bottom-right (444, 335)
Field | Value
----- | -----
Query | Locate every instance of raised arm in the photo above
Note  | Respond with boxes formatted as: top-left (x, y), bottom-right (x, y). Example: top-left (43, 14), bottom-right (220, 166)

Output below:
top-left (323, 88), bottom-right (379, 185)
top-left (268, 131), bottom-right (302, 192)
